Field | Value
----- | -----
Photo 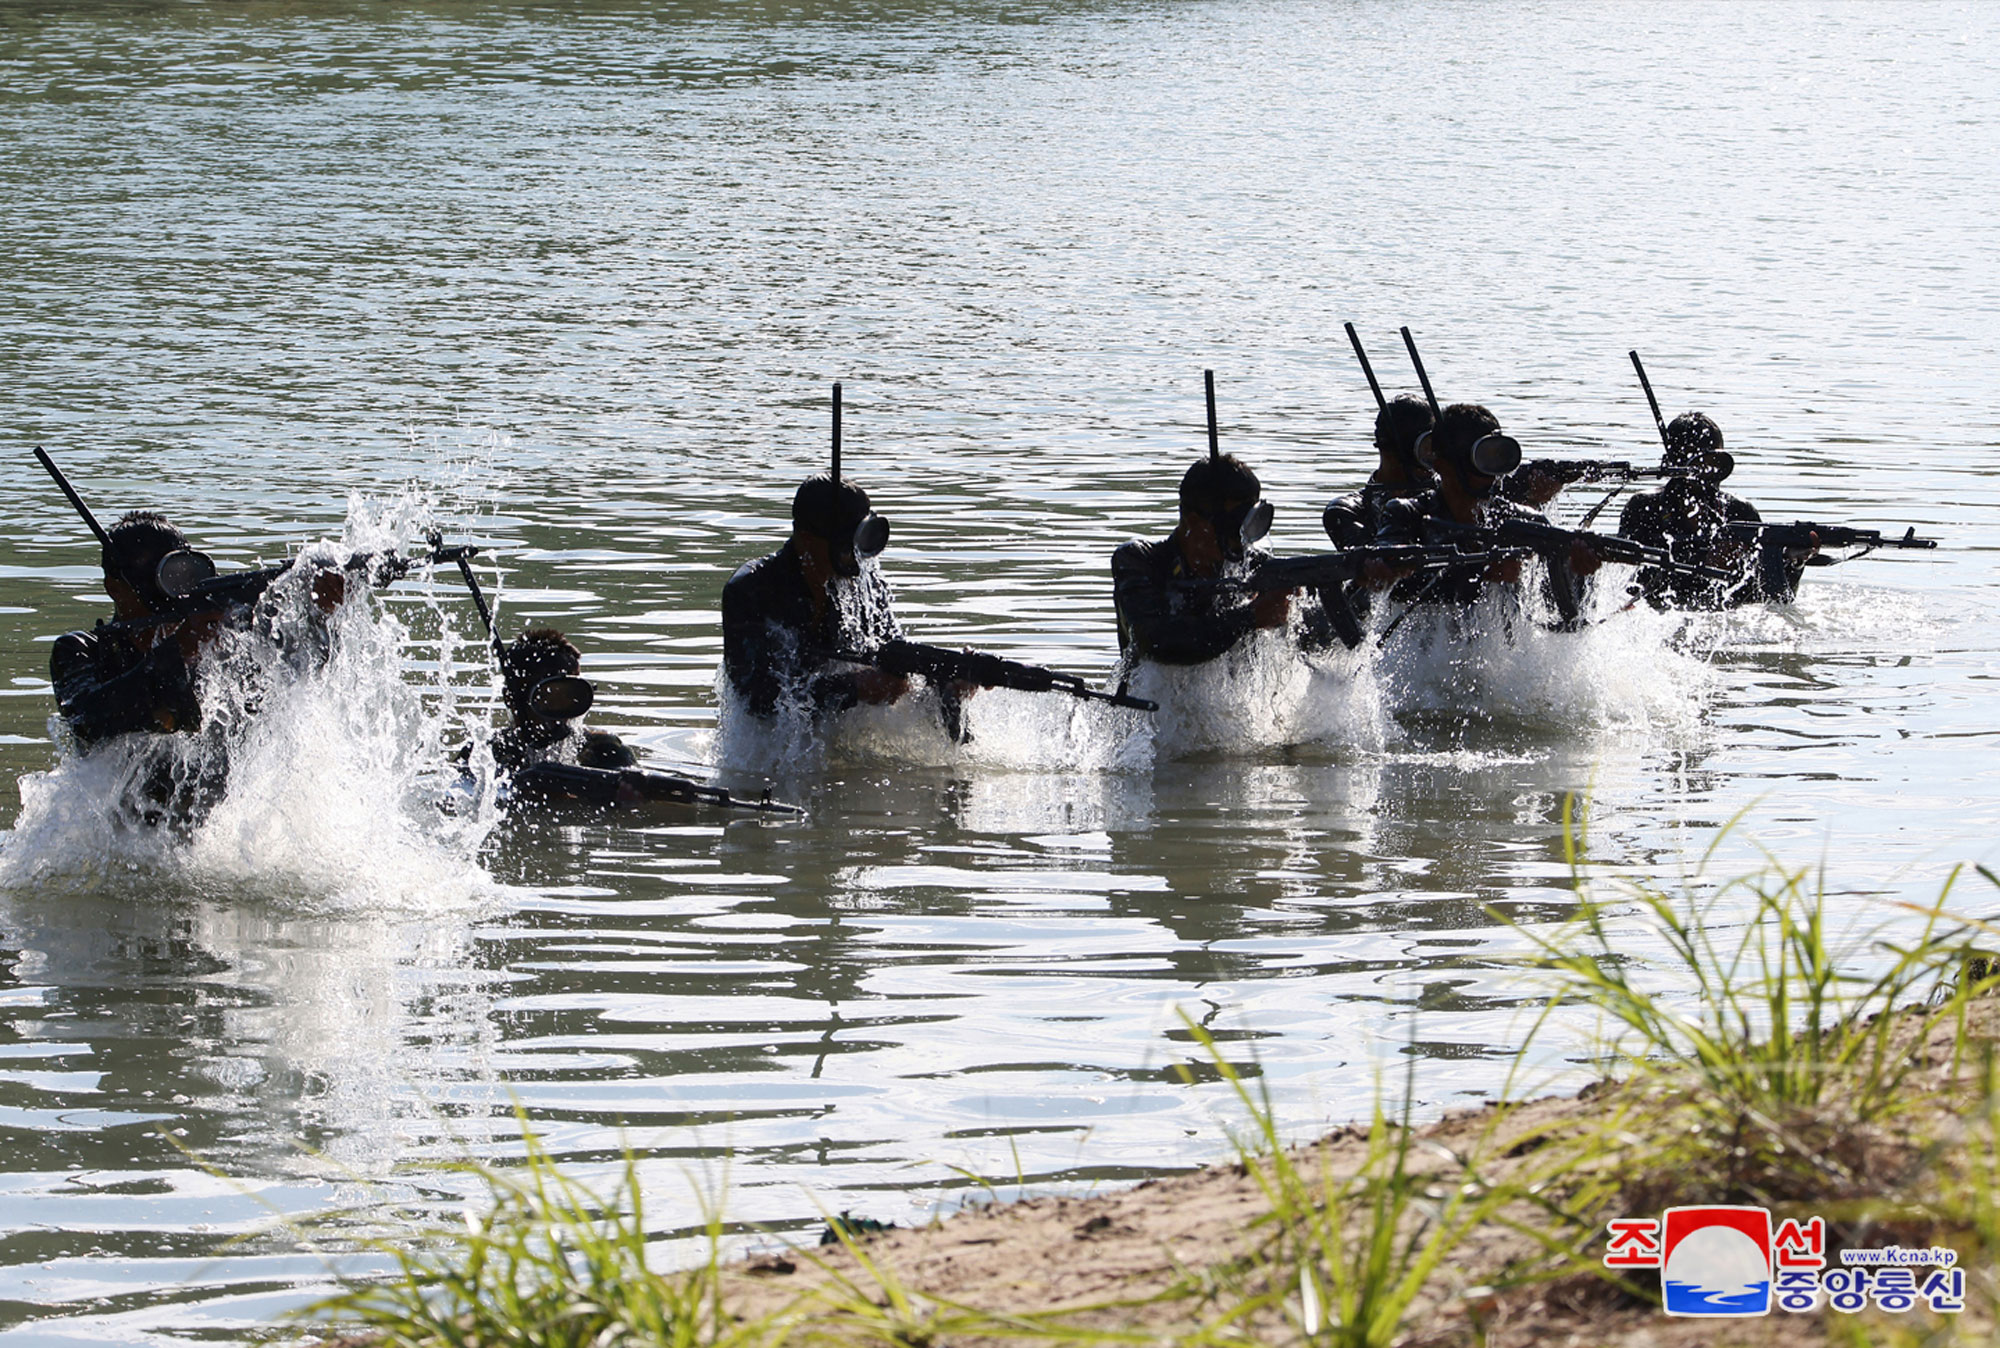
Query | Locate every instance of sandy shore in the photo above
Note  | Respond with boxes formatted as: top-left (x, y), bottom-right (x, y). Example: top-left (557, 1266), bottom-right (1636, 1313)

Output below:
top-left (717, 993), bottom-right (1998, 1346)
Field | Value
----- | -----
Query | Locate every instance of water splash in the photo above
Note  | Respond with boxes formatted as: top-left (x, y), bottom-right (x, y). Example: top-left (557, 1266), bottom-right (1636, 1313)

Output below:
top-left (1376, 566), bottom-right (1711, 740)
top-left (0, 496), bottom-right (501, 913)
top-left (713, 557), bottom-right (1152, 776)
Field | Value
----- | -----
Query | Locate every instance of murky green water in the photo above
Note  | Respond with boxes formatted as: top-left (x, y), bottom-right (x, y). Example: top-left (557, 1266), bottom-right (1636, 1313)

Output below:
top-left (2, 1), bottom-right (1997, 1340)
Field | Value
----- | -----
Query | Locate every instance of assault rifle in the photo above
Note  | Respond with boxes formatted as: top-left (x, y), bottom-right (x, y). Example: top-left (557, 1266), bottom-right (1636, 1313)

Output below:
top-left (511, 760), bottom-right (803, 815)
top-left (151, 543), bottom-right (479, 618)
top-left (1517, 459), bottom-right (1691, 488)
top-left (829, 639), bottom-right (1158, 712)
top-left (1190, 542), bottom-right (1532, 648)
top-left (1420, 516), bottom-right (1734, 627)
top-left (1721, 521), bottom-right (1939, 555)
top-left (1721, 520), bottom-right (1939, 602)
top-left (35, 444), bottom-right (476, 628)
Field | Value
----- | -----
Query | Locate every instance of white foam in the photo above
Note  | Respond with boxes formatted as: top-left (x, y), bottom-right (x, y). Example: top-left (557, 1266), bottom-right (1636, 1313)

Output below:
top-left (1375, 565), bottom-right (1711, 739)
top-left (0, 496), bottom-right (502, 914)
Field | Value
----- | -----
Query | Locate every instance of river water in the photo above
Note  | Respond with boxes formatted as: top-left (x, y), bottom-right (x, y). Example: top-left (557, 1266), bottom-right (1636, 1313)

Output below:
top-left (2, 1), bottom-right (1996, 1341)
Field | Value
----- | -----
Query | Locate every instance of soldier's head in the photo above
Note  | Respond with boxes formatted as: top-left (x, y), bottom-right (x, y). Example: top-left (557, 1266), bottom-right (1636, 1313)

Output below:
top-left (1663, 412), bottom-right (1734, 485)
top-left (1375, 395), bottom-right (1437, 485)
top-left (500, 627), bottom-right (595, 728)
top-left (792, 474), bottom-right (889, 579)
top-left (1426, 403), bottom-right (1521, 501)
top-left (1178, 453), bottom-right (1272, 563)
top-left (101, 510), bottom-right (190, 616)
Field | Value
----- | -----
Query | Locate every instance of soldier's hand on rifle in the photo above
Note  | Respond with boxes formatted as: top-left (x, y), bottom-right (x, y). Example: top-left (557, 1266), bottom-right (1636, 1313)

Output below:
top-left (1568, 540), bottom-right (1603, 577)
top-left (1511, 465), bottom-right (1566, 507)
top-left (168, 609), bottom-right (227, 662)
top-left (854, 668), bottom-right (909, 705)
top-left (1782, 529), bottom-right (1820, 566)
top-left (1251, 587), bottom-right (1291, 629)
top-left (311, 567), bottom-right (348, 613)
top-left (1362, 558), bottom-right (1412, 588)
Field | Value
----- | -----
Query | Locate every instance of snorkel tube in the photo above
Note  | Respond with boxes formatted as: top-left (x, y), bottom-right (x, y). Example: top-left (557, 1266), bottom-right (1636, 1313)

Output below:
top-left (815, 381), bottom-right (890, 577)
top-left (1199, 369), bottom-right (1273, 559)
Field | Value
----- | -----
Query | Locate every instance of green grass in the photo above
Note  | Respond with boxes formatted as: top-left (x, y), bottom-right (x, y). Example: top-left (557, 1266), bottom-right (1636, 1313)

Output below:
top-left (300, 1127), bottom-right (773, 1348)
top-left (1496, 802), bottom-right (1981, 1206)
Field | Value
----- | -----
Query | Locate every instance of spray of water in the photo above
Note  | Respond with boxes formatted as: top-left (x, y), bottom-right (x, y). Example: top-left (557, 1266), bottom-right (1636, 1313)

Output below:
top-left (1, 496), bottom-right (502, 912)
top-left (1375, 563), bottom-right (1711, 740)
top-left (713, 561), bottom-right (1152, 776)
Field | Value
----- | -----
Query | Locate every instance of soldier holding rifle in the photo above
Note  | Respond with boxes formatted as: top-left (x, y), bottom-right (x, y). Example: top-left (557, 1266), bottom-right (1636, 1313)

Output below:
top-left (1113, 372), bottom-right (1346, 670)
top-left (1373, 402), bottom-right (1602, 613)
top-left (1615, 412), bottom-right (1778, 608)
top-left (35, 448), bottom-right (466, 832)
top-left (721, 387), bottom-right (917, 725)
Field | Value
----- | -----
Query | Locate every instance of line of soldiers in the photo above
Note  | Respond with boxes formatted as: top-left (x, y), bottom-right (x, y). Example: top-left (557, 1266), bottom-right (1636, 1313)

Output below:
top-left (720, 380), bottom-right (1925, 735)
top-left (40, 360), bottom-right (1935, 831)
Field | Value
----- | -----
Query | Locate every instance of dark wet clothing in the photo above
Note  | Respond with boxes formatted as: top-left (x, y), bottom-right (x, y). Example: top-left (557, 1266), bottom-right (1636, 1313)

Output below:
top-left (50, 622), bottom-right (203, 745)
top-left (49, 621), bottom-right (228, 835)
top-left (1113, 535), bottom-right (1312, 665)
top-left (722, 540), bottom-right (903, 719)
top-left (494, 720), bottom-right (637, 775)
top-left (1619, 483), bottom-right (1771, 608)
top-left (1323, 480), bottom-right (1429, 550)
top-left (1374, 491), bottom-right (1552, 610)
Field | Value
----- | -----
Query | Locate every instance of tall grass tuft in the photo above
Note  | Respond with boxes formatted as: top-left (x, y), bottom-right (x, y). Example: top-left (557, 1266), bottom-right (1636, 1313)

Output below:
top-left (1177, 1018), bottom-right (1530, 1348)
top-left (1500, 801), bottom-right (1977, 1205)
top-left (301, 1126), bottom-right (770, 1348)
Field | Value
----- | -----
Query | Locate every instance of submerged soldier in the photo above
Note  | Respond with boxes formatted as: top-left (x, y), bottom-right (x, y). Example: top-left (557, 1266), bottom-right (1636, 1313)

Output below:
top-left (483, 627), bottom-right (646, 806)
top-left (1373, 403), bottom-right (1601, 614)
top-left (1113, 452), bottom-right (1319, 667)
top-left (721, 473), bottom-right (912, 722)
top-left (492, 628), bottom-right (636, 773)
top-left (1322, 394), bottom-right (1436, 548)
top-left (1618, 412), bottom-right (1810, 607)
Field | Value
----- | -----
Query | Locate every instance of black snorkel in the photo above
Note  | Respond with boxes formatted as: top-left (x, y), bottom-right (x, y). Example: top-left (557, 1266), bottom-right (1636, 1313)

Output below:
top-left (820, 381), bottom-right (890, 578)
top-left (1346, 322), bottom-right (1387, 413)
top-left (448, 546), bottom-right (595, 726)
top-left (1199, 369), bottom-right (1273, 562)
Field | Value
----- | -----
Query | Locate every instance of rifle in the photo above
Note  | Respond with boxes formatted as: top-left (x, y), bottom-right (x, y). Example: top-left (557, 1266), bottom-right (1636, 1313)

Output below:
top-left (1722, 520), bottom-right (1939, 600)
top-left (1188, 542), bottom-right (1531, 648)
top-left (1519, 458), bottom-right (1692, 488)
top-left (154, 543), bottom-right (479, 618)
top-left (1420, 515), bottom-right (1735, 627)
top-left (829, 639), bottom-right (1158, 713)
top-left (511, 760), bottom-right (803, 815)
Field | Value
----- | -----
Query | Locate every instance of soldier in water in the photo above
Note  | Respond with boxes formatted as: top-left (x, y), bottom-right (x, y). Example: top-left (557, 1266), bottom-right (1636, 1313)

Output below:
top-left (721, 472), bottom-right (913, 723)
top-left (1618, 412), bottom-right (1811, 607)
top-left (50, 511), bottom-right (211, 751)
top-left (1372, 403), bottom-right (1602, 616)
top-left (1113, 452), bottom-right (1321, 668)
top-left (491, 628), bottom-right (637, 774)
top-left (1322, 394), bottom-right (1436, 548)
